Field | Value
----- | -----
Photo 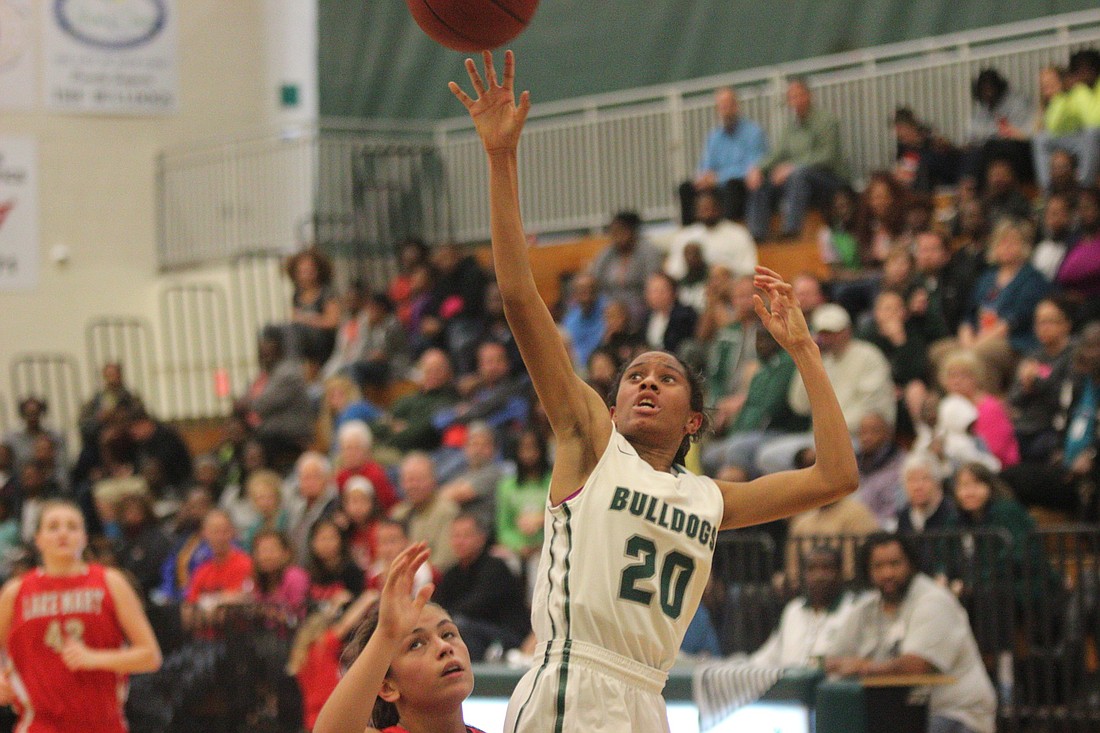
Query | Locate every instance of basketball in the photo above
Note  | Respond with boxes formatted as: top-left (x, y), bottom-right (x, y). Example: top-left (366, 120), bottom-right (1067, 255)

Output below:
top-left (405, 0), bottom-right (539, 53)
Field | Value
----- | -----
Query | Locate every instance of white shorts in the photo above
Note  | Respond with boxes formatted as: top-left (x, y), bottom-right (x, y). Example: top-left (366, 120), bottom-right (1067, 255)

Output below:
top-left (504, 639), bottom-right (670, 733)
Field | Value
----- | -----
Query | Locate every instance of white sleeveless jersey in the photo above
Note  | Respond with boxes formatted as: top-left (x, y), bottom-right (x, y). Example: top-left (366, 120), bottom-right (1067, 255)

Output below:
top-left (530, 427), bottom-right (725, 672)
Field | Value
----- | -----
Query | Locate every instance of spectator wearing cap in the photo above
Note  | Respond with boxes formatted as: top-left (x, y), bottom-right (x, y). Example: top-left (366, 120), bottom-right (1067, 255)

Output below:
top-left (757, 304), bottom-right (894, 474)
top-left (891, 107), bottom-right (960, 192)
top-left (338, 474), bottom-right (379, 570)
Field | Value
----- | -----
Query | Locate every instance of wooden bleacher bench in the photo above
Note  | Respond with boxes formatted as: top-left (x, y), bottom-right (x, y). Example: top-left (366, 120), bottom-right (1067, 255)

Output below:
top-left (470, 220), bottom-right (829, 310)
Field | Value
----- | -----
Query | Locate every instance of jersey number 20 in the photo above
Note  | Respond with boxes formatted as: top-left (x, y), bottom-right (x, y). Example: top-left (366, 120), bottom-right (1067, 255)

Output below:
top-left (617, 534), bottom-right (695, 619)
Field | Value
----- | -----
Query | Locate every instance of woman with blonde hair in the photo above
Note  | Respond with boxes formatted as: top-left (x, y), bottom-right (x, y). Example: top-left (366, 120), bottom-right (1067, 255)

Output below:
top-left (958, 218), bottom-right (1050, 388)
top-left (317, 375), bottom-right (382, 454)
top-left (939, 351), bottom-right (1020, 468)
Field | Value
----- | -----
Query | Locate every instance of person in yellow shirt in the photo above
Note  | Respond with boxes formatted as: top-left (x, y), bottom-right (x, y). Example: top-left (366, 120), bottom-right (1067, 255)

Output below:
top-left (1034, 49), bottom-right (1100, 192)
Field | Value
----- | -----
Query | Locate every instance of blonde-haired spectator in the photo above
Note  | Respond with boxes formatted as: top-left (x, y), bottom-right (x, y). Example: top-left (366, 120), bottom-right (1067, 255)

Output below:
top-left (939, 351), bottom-right (1020, 469)
top-left (241, 469), bottom-right (289, 550)
top-left (957, 218), bottom-right (1050, 390)
top-left (316, 375), bottom-right (382, 454)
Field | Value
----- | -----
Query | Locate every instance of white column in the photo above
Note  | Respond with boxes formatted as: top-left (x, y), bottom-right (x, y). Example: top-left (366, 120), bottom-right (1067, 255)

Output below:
top-left (263, 0), bottom-right (318, 129)
top-left (259, 0), bottom-right (318, 250)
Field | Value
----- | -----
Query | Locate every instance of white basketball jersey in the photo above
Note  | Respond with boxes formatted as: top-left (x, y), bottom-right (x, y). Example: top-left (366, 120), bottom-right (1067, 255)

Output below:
top-left (530, 427), bottom-right (725, 672)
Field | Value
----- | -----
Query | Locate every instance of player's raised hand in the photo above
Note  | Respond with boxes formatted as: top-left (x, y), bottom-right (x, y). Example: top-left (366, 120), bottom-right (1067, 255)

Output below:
top-left (375, 542), bottom-right (434, 643)
top-left (752, 266), bottom-right (814, 353)
top-left (449, 50), bottom-right (531, 155)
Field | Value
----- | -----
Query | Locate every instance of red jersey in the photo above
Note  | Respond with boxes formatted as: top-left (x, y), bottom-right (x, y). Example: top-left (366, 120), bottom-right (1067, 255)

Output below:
top-left (7, 564), bottom-right (127, 733)
top-left (295, 629), bottom-right (342, 731)
top-left (185, 549), bottom-right (254, 603)
top-left (336, 464), bottom-right (399, 511)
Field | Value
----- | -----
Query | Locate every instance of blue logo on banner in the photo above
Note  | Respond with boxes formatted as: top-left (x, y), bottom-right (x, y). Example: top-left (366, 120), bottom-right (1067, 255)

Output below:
top-left (54, 0), bottom-right (166, 50)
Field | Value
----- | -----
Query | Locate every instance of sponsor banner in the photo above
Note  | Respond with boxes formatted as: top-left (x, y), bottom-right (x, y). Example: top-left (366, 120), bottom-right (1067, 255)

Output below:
top-left (0, 0), bottom-right (36, 110)
top-left (43, 0), bottom-right (177, 115)
top-left (0, 136), bottom-right (39, 291)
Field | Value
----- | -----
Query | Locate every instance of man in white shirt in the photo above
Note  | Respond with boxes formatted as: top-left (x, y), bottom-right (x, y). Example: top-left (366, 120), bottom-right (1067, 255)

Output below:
top-left (757, 304), bottom-right (895, 474)
top-left (665, 190), bottom-right (758, 280)
top-left (827, 533), bottom-right (997, 733)
top-left (751, 547), bottom-right (864, 668)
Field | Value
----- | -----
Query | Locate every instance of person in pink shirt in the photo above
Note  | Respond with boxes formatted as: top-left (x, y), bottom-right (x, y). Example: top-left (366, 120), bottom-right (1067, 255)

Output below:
top-left (249, 530), bottom-right (309, 622)
top-left (939, 351), bottom-right (1020, 467)
top-left (1056, 186), bottom-right (1100, 300)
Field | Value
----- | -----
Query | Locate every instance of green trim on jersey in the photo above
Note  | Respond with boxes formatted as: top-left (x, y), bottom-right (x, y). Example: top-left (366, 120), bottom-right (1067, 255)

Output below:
top-left (511, 514), bottom-right (560, 733)
top-left (553, 505), bottom-right (574, 733)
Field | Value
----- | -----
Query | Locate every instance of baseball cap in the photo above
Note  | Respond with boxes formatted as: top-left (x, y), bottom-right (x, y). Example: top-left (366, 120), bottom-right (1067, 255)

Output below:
top-left (812, 304), bottom-right (851, 333)
top-left (345, 475), bottom-right (375, 497)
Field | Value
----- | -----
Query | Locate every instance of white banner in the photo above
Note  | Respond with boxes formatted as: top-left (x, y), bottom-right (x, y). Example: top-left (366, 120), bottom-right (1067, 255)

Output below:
top-left (0, 136), bottom-right (39, 291)
top-left (42, 0), bottom-right (177, 115)
top-left (0, 0), bottom-right (36, 110)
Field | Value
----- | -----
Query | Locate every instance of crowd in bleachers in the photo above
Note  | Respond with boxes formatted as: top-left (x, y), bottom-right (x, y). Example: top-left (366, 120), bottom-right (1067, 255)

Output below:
top-left (3, 49), bottom-right (1100, 732)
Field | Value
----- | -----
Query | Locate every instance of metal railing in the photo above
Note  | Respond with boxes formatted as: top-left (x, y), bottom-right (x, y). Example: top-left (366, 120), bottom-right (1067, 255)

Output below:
top-left (157, 9), bottom-right (1100, 268)
top-left (435, 9), bottom-right (1100, 243)
top-left (717, 526), bottom-right (1100, 732)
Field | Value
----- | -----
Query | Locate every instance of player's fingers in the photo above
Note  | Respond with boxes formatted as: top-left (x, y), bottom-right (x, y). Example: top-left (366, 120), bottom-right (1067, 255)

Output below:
top-left (413, 583), bottom-right (434, 611)
top-left (483, 50), bottom-right (499, 88)
top-left (752, 293), bottom-right (770, 320)
top-left (502, 49), bottom-right (515, 89)
top-left (448, 82), bottom-right (474, 109)
top-left (517, 91), bottom-right (532, 125)
top-left (754, 265), bottom-right (783, 280)
top-left (465, 58), bottom-right (486, 94)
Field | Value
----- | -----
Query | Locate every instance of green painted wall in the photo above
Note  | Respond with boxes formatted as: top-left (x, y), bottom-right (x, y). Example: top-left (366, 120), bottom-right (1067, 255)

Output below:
top-left (319, 1), bottom-right (1096, 121)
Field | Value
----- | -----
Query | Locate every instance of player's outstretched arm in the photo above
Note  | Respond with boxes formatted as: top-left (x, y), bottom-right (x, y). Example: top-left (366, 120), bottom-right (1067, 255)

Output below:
top-left (717, 267), bottom-right (858, 529)
top-left (314, 543), bottom-right (434, 733)
top-left (450, 52), bottom-right (611, 498)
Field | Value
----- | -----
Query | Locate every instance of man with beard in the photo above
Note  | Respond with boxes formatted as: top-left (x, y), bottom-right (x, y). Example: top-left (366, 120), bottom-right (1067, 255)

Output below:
top-left (665, 189), bottom-right (758, 280)
top-left (826, 534), bottom-right (996, 733)
top-left (750, 547), bottom-right (864, 668)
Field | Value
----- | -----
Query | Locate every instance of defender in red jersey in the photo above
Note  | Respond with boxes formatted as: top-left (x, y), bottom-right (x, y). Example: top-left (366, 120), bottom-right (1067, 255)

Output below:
top-left (0, 500), bottom-right (161, 733)
top-left (315, 544), bottom-right (480, 733)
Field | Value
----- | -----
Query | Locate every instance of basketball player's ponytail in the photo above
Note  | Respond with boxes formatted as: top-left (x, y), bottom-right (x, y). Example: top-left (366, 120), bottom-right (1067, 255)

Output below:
top-left (342, 605), bottom-right (400, 728)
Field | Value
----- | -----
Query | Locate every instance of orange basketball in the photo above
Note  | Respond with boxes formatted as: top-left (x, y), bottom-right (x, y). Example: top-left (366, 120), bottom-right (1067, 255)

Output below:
top-left (405, 0), bottom-right (539, 53)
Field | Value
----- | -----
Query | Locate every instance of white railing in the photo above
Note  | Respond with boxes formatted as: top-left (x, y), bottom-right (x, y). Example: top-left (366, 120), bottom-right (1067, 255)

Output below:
top-left (158, 9), bottom-right (1100, 267)
top-left (434, 8), bottom-right (1100, 242)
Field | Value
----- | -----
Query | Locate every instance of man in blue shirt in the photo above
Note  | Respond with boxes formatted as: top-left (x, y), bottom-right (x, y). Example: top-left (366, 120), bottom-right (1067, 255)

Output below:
top-left (560, 272), bottom-right (606, 372)
top-left (679, 87), bottom-right (768, 225)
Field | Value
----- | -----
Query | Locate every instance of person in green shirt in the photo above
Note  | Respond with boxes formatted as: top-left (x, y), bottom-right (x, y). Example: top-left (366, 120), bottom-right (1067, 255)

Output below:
top-left (745, 77), bottom-right (847, 241)
top-left (495, 428), bottom-right (551, 594)
top-left (701, 328), bottom-right (810, 475)
top-left (1034, 49), bottom-right (1100, 193)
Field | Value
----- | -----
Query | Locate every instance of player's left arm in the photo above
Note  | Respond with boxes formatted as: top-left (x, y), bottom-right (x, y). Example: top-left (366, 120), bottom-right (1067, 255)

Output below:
top-left (60, 570), bottom-right (162, 674)
top-left (717, 268), bottom-right (858, 530)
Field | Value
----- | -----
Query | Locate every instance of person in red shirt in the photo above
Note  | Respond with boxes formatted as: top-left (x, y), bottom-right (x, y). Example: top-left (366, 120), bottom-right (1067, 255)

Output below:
top-left (183, 509), bottom-right (254, 626)
top-left (334, 421), bottom-right (399, 511)
top-left (287, 589), bottom-right (378, 731)
top-left (0, 500), bottom-right (162, 733)
top-left (314, 543), bottom-right (485, 733)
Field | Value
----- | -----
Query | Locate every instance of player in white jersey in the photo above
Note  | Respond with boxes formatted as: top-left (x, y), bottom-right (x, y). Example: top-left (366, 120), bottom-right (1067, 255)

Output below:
top-left (450, 51), bottom-right (858, 732)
